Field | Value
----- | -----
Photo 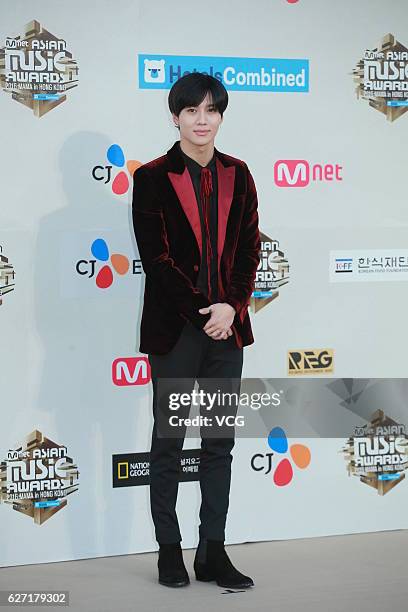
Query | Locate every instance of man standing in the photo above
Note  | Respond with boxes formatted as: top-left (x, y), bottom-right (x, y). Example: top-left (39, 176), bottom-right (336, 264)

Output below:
top-left (132, 73), bottom-right (260, 588)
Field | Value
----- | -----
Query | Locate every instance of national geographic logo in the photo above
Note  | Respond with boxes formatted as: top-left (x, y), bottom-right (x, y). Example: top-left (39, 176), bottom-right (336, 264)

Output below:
top-left (288, 349), bottom-right (334, 375)
top-left (112, 449), bottom-right (201, 487)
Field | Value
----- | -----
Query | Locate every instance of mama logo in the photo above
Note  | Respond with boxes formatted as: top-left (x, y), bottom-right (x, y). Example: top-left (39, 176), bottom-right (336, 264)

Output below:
top-left (342, 410), bottom-right (408, 495)
top-left (0, 430), bottom-right (79, 525)
top-left (92, 144), bottom-right (142, 196)
top-left (251, 426), bottom-right (311, 486)
top-left (0, 20), bottom-right (79, 118)
top-left (0, 244), bottom-right (16, 306)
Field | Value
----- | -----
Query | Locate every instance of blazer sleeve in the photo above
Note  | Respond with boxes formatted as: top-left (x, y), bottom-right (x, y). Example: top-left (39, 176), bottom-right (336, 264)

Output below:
top-left (132, 165), bottom-right (212, 330)
top-left (223, 163), bottom-right (261, 319)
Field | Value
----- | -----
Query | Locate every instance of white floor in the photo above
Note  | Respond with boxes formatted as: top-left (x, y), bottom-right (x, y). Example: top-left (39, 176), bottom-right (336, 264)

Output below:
top-left (1, 530), bottom-right (407, 612)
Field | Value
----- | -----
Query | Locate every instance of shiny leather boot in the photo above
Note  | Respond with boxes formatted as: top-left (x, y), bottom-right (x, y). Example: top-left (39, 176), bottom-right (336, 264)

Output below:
top-left (194, 538), bottom-right (254, 588)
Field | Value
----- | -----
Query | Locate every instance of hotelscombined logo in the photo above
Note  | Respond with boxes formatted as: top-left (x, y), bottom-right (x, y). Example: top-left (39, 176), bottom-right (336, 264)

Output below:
top-left (138, 54), bottom-right (309, 92)
top-left (75, 238), bottom-right (141, 289)
top-left (288, 349), bottom-right (334, 375)
top-left (92, 144), bottom-right (142, 196)
top-left (352, 33), bottom-right (408, 122)
top-left (0, 244), bottom-right (16, 306)
top-left (274, 160), bottom-right (343, 187)
top-left (341, 410), bottom-right (408, 495)
top-left (0, 430), bottom-right (79, 525)
top-left (112, 449), bottom-right (201, 487)
top-left (0, 19), bottom-right (78, 117)
top-left (252, 231), bottom-right (289, 314)
top-left (251, 427), bottom-right (311, 486)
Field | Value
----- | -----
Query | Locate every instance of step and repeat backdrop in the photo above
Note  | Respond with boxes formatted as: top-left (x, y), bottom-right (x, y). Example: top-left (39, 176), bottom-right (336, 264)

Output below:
top-left (1, 0), bottom-right (408, 567)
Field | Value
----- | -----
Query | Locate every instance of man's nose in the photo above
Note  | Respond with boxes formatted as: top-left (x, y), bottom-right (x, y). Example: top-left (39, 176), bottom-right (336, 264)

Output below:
top-left (196, 111), bottom-right (207, 124)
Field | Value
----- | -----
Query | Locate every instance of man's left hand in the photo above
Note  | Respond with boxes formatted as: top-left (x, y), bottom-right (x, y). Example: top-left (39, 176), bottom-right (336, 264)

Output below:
top-left (199, 303), bottom-right (236, 339)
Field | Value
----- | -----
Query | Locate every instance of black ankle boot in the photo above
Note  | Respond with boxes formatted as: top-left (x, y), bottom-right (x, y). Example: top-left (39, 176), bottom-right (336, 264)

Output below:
top-left (157, 542), bottom-right (190, 587)
top-left (194, 538), bottom-right (254, 588)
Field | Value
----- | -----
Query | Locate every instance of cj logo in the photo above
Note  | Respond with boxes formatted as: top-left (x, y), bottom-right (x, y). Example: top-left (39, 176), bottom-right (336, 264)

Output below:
top-left (92, 144), bottom-right (142, 196)
top-left (251, 427), bottom-right (311, 486)
top-left (75, 238), bottom-right (141, 289)
top-left (274, 160), bottom-right (343, 187)
top-left (112, 357), bottom-right (151, 386)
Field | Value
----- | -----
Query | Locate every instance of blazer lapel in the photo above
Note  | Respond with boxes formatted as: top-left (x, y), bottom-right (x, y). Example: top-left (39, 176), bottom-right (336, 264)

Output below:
top-left (215, 157), bottom-right (235, 273)
top-left (167, 167), bottom-right (203, 257)
top-left (166, 141), bottom-right (235, 271)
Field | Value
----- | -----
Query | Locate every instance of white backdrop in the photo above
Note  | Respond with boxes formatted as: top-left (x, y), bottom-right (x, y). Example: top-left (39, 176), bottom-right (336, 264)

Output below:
top-left (1, 0), bottom-right (408, 567)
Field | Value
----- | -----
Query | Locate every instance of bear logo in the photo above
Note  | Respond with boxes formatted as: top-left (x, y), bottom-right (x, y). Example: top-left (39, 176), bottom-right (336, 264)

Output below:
top-left (144, 59), bottom-right (165, 83)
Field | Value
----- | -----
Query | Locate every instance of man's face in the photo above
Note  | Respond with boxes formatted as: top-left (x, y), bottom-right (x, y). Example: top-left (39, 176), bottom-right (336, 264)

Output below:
top-left (173, 92), bottom-right (223, 147)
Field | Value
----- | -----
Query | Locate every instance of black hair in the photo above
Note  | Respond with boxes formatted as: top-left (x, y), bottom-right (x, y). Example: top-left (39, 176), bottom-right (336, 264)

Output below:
top-left (168, 73), bottom-right (228, 118)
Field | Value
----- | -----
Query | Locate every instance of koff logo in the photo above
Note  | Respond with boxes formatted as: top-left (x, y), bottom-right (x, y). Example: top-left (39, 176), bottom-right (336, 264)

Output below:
top-left (274, 160), bottom-right (343, 187)
top-left (112, 357), bottom-right (151, 386)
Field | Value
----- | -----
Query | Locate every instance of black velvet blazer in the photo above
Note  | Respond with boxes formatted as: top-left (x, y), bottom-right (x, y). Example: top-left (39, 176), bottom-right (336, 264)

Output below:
top-left (132, 140), bottom-right (261, 355)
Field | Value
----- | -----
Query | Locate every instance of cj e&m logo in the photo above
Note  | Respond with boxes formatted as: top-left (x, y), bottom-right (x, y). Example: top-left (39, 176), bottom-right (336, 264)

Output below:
top-left (92, 144), bottom-right (142, 196)
top-left (251, 427), bottom-right (311, 486)
top-left (112, 357), bottom-right (151, 386)
top-left (288, 349), bottom-right (334, 376)
top-left (75, 238), bottom-right (141, 289)
top-left (274, 160), bottom-right (343, 187)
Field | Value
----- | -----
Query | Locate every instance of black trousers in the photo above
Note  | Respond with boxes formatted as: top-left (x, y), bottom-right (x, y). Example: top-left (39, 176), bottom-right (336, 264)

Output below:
top-left (148, 321), bottom-right (243, 545)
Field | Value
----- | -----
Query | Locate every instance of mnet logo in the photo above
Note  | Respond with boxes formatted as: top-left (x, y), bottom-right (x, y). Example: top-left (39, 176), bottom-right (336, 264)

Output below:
top-left (6, 449), bottom-right (29, 461)
top-left (274, 160), bottom-right (343, 187)
top-left (288, 349), bottom-right (334, 375)
top-left (112, 357), bottom-right (151, 386)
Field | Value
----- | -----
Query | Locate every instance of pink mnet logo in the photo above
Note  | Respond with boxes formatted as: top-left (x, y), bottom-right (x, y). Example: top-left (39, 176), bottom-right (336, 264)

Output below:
top-left (112, 357), bottom-right (151, 386)
top-left (274, 160), bottom-right (343, 187)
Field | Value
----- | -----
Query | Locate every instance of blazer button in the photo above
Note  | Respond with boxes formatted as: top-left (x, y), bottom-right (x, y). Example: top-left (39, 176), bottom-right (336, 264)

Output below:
top-left (193, 264), bottom-right (199, 272)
